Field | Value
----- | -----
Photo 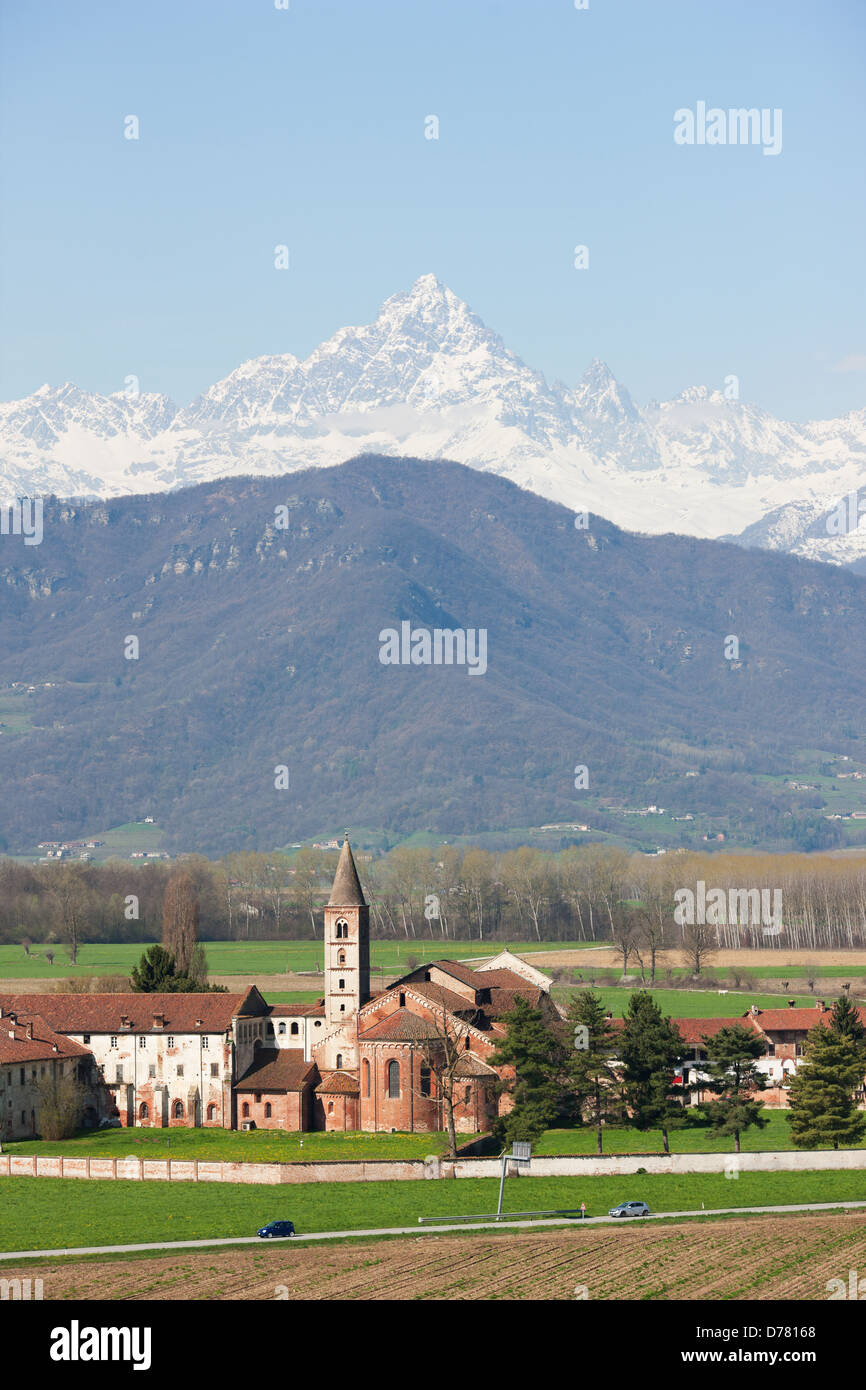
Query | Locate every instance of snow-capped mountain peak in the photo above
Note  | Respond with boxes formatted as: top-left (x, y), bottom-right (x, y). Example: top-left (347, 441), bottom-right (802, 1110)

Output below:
top-left (1, 276), bottom-right (864, 561)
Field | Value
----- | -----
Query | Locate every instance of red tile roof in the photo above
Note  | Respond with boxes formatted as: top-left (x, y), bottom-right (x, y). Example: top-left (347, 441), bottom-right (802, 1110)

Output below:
top-left (0, 1011), bottom-right (91, 1066)
top-left (234, 1050), bottom-right (318, 1092)
top-left (316, 1070), bottom-right (360, 1095)
top-left (743, 1007), bottom-right (837, 1033)
top-left (359, 1010), bottom-right (443, 1042)
top-left (398, 982), bottom-right (477, 1014)
top-left (429, 960), bottom-right (478, 985)
top-left (673, 1018), bottom-right (745, 1046)
top-left (266, 1002), bottom-right (325, 1017)
top-left (453, 1053), bottom-right (497, 1077)
top-left (421, 960), bottom-right (543, 997)
top-left (474, 968), bottom-right (541, 989)
top-left (485, 985), bottom-right (546, 1014)
top-left (0, 991), bottom-right (258, 1035)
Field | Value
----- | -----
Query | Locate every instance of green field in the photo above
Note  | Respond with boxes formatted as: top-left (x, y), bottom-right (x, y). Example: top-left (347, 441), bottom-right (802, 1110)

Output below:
top-left (0, 692), bottom-right (36, 735)
top-left (0, 939), bottom-right (591, 981)
top-left (5, 1127), bottom-right (469, 1164)
top-left (1, 1170), bottom-right (864, 1252)
top-left (574, 962), bottom-right (866, 982)
top-left (556, 986), bottom-right (829, 1018)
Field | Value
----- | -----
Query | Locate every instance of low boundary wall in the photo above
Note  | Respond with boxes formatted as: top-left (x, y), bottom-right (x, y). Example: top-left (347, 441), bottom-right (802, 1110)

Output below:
top-left (1, 1149), bottom-right (865, 1185)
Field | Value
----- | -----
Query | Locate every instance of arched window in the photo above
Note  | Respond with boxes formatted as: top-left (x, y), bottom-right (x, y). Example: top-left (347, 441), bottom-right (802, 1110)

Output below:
top-left (242, 1102), bottom-right (250, 1118)
top-left (206, 1103), bottom-right (216, 1121)
top-left (335, 919), bottom-right (348, 939)
top-left (398, 993), bottom-right (405, 1007)
top-left (336, 1053), bottom-right (343, 1070)
top-left (339, 978), bottom-right (345, 990)
top-left (387, 1060), bottom-right (400, 1099)
top-left (338, 951), bottom-right (346, 965)
top-left (139, 1102), bottom-right (149, 1120)
top-left (464, 1086), bottom-right (471, 1104)
top-left (173, 1100), bottom-right (184, 1120)
top-left (420, 1065), bottom-right (431, 1098)
top-left (465, 1035), bottom-right (471, 1050)
top-left (264, 1102), bottom-right (272, 1118)
top-left (278, 1022), bottom-right (286, 1035)
top-left (362, 1059), bottom-right (370, 1097)
top-left (328, 1101), bottom-right (334, 1114)
top-left (291, 1022), bottom-right (299, 1036)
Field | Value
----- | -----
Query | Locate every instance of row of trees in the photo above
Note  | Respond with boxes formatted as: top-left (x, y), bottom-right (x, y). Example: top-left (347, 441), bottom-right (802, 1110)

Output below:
top-left (491, 992), bottom-right (866, 1155)
top-left (6, 844), bottom-right (866, 957)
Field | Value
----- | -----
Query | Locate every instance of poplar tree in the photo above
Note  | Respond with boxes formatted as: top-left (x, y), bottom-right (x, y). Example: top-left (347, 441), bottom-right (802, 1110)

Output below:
top-left (162, 870), bottom-right (200, 978)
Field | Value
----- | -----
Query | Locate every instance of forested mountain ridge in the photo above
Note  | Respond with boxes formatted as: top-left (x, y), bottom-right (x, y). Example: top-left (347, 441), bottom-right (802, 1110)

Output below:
top-left (2, 454), bottom-right (866, 854)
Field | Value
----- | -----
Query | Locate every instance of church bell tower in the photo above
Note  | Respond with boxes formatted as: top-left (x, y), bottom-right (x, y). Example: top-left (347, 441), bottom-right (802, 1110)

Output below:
top-left (323, 833), bottom-right (370, 1031)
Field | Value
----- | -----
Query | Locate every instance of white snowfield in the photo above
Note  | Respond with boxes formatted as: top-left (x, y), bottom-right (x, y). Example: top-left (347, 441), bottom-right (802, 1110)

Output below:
top-left (2, 273), bottom-right (865, 563)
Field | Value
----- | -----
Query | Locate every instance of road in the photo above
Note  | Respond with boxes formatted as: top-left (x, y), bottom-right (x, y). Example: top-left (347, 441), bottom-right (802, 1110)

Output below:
top-left (1, 1199), bottom-right (865, 1261)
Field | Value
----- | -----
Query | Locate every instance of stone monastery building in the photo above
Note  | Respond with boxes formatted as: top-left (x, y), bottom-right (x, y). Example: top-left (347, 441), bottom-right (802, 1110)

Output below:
top-left (0, 837), bottom-right (559, 1140)
top-left (3, 838), bottom-right (861, 1141)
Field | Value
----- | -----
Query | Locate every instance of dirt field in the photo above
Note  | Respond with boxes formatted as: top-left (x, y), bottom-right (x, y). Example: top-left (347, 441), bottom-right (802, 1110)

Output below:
top-left (537, 947), bottom-right (866, 970)
top-left (10, 1214), bottom-right (866, 1300)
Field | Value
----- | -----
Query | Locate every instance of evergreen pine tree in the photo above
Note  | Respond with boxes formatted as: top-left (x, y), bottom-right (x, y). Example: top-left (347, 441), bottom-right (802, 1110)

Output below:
top-left (566, 990), bottom-right (621, 1155)
top-left (488, 997), bottom-right (564, 1146)
top-left (619, 990), bottom-right (688, 1154)
top-left (696, 1025), bottom-right (769, 1153)
top-left (827, 995), bottom-right (866, 1056)
top-left (130, 944), bottom-right (178, 992)
top-left (787, 1026), bottom-right (866, 1150)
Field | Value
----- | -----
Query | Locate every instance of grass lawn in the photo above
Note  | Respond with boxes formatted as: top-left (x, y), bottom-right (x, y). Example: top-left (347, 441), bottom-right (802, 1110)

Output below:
top-left (1, 1169), bottom-right (864, 1252)
top-left (551, 986), bottom-right (823, 1018)
top-left (5, 1127), bottom-right (471, 1164)
top-left (534, 1109), bottom-right (866, 1155)
top-left (9, 1111), bottom-right (847, 1164)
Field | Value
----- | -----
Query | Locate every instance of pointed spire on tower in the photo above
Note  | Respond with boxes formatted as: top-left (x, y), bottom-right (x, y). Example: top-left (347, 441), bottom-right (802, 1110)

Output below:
top-left (328, 833), bottom-right (366, 906)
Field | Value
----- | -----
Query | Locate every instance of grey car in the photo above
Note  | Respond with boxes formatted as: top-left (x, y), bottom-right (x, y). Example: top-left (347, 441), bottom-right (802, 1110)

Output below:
top-left (608, 1200), bottom-right (651, 1218)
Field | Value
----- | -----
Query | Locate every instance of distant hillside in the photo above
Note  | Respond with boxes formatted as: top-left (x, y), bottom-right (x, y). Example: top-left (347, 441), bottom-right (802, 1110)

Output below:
top-left (2, 454), bottom-right (866, 854)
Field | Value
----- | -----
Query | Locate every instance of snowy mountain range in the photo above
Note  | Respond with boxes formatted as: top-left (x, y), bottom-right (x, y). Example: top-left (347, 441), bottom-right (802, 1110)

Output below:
top-left (3, 273), bottom-right (866, 561)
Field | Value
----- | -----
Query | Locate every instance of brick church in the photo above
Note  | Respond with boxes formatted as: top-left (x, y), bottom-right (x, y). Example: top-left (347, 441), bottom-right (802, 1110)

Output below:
top-left (0, 837), bottom-right (559, 1139)
top-left (237, 834), bottom-right (561, 1133)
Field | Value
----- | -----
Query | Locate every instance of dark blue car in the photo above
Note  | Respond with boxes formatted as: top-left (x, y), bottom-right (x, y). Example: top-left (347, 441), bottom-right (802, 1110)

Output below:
top-left (257, 1220), bottom-right (295, 1238)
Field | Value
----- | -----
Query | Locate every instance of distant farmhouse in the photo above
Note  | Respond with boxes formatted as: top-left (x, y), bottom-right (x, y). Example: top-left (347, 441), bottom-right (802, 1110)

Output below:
top-left (2, 839), bottom-right (863, 1141)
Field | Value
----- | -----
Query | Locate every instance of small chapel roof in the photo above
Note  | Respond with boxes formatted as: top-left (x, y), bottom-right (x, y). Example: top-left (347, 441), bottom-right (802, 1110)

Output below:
top-left (327, 833), bottom-right (367, 907)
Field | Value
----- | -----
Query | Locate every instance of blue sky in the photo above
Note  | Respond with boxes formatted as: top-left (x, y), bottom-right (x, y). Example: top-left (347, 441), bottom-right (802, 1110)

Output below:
top-left (1, 0), bottom-right (863, 420)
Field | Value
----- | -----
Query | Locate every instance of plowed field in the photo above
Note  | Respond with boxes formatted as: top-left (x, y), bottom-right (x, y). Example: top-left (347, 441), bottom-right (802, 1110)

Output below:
top-left (10, 1214), bottom-right (866, 1301)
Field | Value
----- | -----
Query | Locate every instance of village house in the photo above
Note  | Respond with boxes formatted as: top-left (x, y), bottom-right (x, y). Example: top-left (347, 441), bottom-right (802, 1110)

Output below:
top-left (672, 1001), bottom-right (866, 1107)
